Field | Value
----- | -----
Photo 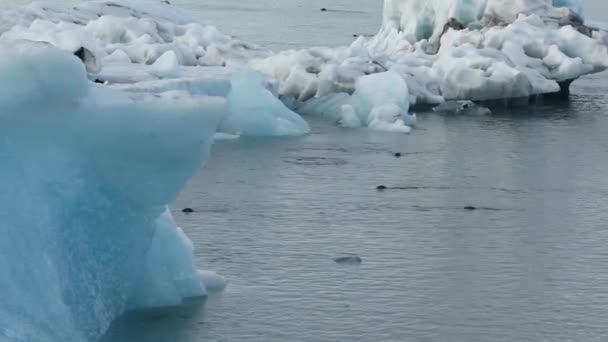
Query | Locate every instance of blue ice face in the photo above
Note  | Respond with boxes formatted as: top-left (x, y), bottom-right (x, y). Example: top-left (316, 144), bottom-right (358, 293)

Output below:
top-left (0, 41), bottom-right (224, 341)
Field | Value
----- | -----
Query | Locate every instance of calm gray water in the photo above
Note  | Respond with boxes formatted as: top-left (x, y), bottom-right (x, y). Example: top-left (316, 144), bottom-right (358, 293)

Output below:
top-left (171, 78), bottom-right (608, 342)
top-left (104, 73), bottom-right (608, 342)
top-left (1, 0), bottom-right (607, 341)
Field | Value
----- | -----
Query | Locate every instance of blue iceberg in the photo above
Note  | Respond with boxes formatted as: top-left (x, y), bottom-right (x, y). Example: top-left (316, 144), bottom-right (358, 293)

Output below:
top-left (0, 40), bottom-right (225, 341)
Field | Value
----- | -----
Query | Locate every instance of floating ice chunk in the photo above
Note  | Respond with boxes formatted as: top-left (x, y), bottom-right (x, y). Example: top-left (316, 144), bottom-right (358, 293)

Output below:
top-left (104, 49), bottom-right (131, 64)
top-left (150, 50), bottom-right (180, 78)
top-left (0, 40), bottom-right (226, 342)
top-left (294, 71), bottom-right (413, 132)
top-left (3, 0), bottom-right (605, 130)
top-left (351, 71), bottom-right (411, 131)
top-left (368, 105), bottom-right (412, 133)
top-left (380, 0), bottom-right (587, 51)
top-left (222, 72), bottom-right (310, 136)
top-left (339, 104), bottom-right (362, 128)
top-left (434, 46), bottom-right (539, 100)
top-left (390, 64), bottom-right (444, 105)
top-left (128, 209), bottom-right (208, 310)
top-left (551, 25), bottom-right (608, 71)
top-left (198, 271), bottom-right (227, 292)
top-left (403, 112), bottom-right (417, 126)
top-left (543, 45), bottom-right (591, 81)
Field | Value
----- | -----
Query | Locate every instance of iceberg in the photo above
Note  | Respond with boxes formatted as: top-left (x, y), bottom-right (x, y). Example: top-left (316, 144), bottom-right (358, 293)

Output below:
top-left (0, 0), bottom-right (309, 137)
top-left (377, 0), bottom-right (588, 52)
top-left (222, 72), bottom-right (311, 136)
top-left (351, 71), bottom-right (413, 132)
top-left (252, 0), bottom-right (608, 120)
top-left (0, 40), bottom-right (225, 341)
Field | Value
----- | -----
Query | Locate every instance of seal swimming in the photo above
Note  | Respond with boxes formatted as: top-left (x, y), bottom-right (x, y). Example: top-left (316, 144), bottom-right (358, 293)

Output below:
top-left (334, 256), bottom-right (362, 264)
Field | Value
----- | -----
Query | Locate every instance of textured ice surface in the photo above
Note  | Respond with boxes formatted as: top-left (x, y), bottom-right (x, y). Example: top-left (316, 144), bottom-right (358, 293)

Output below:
top-left (1, 0), bottom-right (606, 133)
top-left (292, 72), bottom-right (414, 132)
top-left (0, 0), bottom-right (308, 137)
top-left (222, 72), bottom-right (310, 136)
top-left (352, 71), bottom-right (412, 132)
top-left (0, 40), bottom-right (225, 342)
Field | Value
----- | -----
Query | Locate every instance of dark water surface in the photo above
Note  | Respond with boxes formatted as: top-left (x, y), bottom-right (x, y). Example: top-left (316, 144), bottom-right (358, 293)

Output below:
top-left (158, 71), bottom-right (608, 342)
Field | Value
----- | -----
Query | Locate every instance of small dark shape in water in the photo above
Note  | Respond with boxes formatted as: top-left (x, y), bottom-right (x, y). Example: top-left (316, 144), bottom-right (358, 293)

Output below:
top-left (182, 208), bottom-right (195, 213)
top-left (334, 256), bottom-right (362, 264)
top-left (464, 206), bottom-right (477, 211)
top-left (94, 79), bottom-right (105, 84)
top-left (161, 0), bottom-right (170, 4)
top-left (321, 8), bottom-right (327, 11)
top-left (394, 152), bottom-right (402, 158)
top-left (377, 185), bottom-right (388, 191)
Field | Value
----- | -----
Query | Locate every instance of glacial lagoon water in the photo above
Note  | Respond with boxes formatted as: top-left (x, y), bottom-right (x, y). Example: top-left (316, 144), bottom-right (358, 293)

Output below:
top-left (168, 79), bottom-right (608, 342)
top-left (2, 0), bottom-right (608, 341)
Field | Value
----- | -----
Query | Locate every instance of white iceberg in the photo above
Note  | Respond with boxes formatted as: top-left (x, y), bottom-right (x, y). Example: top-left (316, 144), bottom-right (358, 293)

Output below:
top-left (0, 0), bottom-right (308, 137)
top-left (351, 71), bottom-right (413, 133)
top-left (0, 0), bottom-right (607, 340)
top-left (252, 0), bottom-right (607, 118)
top-left (2, 0), bottom-right (605, 133)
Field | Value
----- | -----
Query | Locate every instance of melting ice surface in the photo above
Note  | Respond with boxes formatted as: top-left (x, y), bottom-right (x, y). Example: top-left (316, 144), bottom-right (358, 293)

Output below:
top-left (0, 0), bottom-right (607, 341)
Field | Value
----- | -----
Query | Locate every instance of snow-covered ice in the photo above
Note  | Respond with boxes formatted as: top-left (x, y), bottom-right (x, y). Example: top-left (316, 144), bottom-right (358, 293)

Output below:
top-left (0, 0), bottom-right (308, 137)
